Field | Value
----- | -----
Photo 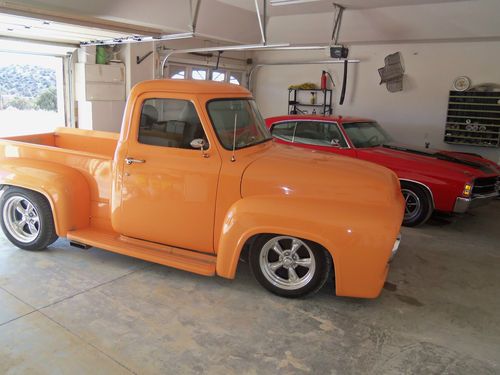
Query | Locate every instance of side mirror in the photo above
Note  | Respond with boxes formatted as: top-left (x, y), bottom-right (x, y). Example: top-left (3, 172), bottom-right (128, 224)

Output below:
top-left (330, 139), bottom-right (341, 147)
top-left (190, 138), bottom-right (209, 158)
top-left (190, 138), bottom-right (205, 149)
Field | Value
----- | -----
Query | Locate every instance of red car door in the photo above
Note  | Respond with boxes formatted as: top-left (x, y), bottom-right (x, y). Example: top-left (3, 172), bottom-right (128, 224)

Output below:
top-left (270, 120), bottom-right (357, 157)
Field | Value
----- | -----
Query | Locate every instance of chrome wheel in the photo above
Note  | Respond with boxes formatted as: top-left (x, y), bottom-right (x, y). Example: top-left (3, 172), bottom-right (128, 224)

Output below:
top-left (2, 196), bottom-right (41, 243)
top-left (402, 188), bottom-right (422, 222)
top-left (259, 236), bottom-right (316, 291)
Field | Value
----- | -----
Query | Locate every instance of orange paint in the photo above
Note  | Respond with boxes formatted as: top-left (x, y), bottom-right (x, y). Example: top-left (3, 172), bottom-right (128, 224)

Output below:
top-left (0, 80), bottom-right (404, 298)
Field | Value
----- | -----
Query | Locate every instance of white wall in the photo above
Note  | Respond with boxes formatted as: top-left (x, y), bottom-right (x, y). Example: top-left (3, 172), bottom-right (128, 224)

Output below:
top-left (253, 41), bottom-right (500, 162)
top-left (119, 42), bottom-right (156, 94)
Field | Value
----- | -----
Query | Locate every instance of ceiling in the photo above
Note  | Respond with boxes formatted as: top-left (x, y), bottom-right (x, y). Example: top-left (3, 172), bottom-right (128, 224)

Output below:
top-left (0, 13), bottom-right (138, 45)
top-left (0, 0), bottom-right (497, 46)
top-left (219, 0), bottom-right (470, 14)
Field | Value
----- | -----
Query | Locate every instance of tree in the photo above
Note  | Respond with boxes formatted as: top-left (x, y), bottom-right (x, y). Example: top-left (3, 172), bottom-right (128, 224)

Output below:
top-left (7, 97), bottom-right (33, 110)
top-left (35, 87), bottom-right (57, 112)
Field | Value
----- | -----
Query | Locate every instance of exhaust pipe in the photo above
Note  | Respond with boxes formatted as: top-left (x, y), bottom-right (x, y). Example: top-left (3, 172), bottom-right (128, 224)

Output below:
top-left (70, 241), bottom-right (92, 250)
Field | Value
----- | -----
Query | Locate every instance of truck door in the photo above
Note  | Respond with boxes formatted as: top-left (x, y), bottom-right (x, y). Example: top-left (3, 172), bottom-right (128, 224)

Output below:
top-left (117, 94), bottom-right (221, 253)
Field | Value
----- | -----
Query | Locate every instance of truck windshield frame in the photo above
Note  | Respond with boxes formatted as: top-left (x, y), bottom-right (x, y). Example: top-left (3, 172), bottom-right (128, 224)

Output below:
top-left (206, 98), bottom-right (272, 151)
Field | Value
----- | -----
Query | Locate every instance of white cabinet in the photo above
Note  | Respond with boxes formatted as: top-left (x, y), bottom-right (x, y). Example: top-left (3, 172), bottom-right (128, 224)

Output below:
top-left (76, 63), bottom-right (125, 101)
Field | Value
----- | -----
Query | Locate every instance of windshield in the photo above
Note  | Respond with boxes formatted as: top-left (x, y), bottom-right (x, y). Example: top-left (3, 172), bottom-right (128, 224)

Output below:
top-left (342, 122), bottom-right (393, 148)
top-left (207, 99), bottom-right (272, 150)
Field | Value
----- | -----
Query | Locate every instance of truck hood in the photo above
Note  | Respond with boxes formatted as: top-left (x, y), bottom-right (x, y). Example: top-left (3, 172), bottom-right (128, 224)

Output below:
top-left (241, 144), bottom-right (402, 205)
top-left (358, 142), bottom-right (499, 178)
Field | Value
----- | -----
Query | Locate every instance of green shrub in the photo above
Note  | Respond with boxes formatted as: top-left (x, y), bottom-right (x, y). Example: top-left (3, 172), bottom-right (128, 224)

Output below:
top-left (35, 87), bottom-right (57, 112)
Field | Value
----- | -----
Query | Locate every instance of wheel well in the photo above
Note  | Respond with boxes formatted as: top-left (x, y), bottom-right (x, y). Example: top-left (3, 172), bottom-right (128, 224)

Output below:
top-left (399, 179), bottom-right (435, 209)
top-left (1, 185), bottom-right (51, 205)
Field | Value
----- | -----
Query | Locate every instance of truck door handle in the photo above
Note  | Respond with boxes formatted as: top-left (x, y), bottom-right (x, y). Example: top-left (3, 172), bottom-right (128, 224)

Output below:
top-left (125, 157), bottom-right (146, 165)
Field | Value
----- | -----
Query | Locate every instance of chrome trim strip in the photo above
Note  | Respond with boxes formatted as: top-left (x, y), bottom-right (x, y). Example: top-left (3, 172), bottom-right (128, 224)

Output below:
top-left (389, 234), bottom-right (402, 262)
top-left (398, 179), bottom-right (435, 209)
top-left (269, 119), bottom-right (352, 149)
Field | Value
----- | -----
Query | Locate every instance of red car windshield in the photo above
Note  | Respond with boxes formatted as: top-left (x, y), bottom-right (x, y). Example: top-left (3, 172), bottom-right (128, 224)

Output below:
top-left (343, 122), bottom-right (393, 148)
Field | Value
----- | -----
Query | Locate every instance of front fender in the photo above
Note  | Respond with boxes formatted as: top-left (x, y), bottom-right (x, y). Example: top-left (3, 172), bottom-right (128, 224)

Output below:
top-left (216, 195), bottom-right (403, 298)
top-left (0, 158), bottom-right (90, 236)
top-left (216, 196), bottom-right (335, 279)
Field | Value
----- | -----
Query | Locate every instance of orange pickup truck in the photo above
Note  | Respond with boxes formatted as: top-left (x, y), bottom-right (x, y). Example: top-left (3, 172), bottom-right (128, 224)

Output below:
top-left (0, 80), bottom-right (404, 298)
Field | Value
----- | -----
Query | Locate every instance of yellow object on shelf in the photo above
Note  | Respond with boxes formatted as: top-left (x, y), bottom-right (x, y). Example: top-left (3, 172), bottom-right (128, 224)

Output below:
top-left (288, 82), bottom-right (318, 90)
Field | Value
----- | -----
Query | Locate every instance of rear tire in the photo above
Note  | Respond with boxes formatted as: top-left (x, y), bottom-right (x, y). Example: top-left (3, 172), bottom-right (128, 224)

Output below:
top-left (401, 182), bottom-right (433, 227)
top-left (249, 234), bottom-right (332, 298)
top-left (0, 187), bottom-right (58, 251)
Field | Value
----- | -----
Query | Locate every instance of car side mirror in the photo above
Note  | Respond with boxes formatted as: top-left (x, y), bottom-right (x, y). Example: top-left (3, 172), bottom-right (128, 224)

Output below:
top-left (190, 138), bottom-right (209, 158)
top-left (330, 139), bottom-right (341, 147)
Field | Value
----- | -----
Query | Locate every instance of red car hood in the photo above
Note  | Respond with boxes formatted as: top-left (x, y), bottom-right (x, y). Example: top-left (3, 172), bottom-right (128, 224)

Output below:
top-left (358, 143), bottom-right (499, 178)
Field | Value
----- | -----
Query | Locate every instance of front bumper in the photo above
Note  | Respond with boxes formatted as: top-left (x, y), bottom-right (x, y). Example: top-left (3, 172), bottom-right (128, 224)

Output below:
top-left (389, 234), bottom-right (402, 262)
top-left (453, 191), bottom-right (499, 213)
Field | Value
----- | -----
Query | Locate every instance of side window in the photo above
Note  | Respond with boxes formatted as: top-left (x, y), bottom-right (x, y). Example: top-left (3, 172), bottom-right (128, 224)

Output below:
top-left (138, 99), bottom-right (208, 149)
top-left (325, 123), bottom-right (348, 148)
top-left (271, 122), bottom-right (297, 142)
top-left (294, 121), bottom-right (347, 147)
top-left (168, 65), bottom-right (186, 80)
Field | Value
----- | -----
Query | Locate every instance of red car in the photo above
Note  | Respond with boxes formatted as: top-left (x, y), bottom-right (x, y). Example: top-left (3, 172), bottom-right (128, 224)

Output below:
top-left (266, 115), bottom-right (499, 226)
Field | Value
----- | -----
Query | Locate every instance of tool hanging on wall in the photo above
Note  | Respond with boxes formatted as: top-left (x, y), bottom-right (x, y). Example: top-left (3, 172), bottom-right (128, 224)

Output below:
top-left (330, 3), bottom-right (349, 105)
top-left (137, 51), bottom-right (153, 64)
top-left (339, 60), bottom-right (347, 105)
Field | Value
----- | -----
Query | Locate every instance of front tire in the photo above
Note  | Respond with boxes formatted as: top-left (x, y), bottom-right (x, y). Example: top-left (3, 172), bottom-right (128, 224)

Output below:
top-left (249, 234), bottom-right (332, 298)
top-left (401, 182), bottom-right (433, 227)
top-left (0, 187), bottom-right (58, 251)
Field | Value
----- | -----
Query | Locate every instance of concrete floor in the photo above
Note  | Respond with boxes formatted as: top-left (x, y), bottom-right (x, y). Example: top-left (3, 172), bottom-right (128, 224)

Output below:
top-left (0, 202), bottom-right (499, 375)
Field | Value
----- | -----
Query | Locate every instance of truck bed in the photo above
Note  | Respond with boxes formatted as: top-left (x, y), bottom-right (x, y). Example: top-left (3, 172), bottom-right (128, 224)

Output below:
top-left (2, 127), bottom-right (118, 158)
top-left (0, 127), bottom-right (119, 231)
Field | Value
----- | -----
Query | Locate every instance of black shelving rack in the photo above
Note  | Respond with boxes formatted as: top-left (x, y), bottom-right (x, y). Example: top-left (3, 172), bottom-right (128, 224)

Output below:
top-left (288, 88), bottom-right (333, 115)
top-left (444, 90), bottom-right (500, 148)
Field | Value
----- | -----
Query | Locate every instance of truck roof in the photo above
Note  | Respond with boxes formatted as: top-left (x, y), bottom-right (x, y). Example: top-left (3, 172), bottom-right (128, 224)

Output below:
top-left (131, 79), bottom-right (252, 96)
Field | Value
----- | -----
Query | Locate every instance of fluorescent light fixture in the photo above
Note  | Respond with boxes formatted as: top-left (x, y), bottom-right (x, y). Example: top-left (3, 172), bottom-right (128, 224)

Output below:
top-left (81, 32), bottom-right (194, 46)
top-left (270, 0), bottom-right (322, 5)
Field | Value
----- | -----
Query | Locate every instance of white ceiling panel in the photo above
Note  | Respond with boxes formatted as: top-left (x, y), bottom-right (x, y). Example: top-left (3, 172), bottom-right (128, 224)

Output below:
top-left (0, 13), bottom-right (133, 45)
top-left (219, 0), bottom-right (470, 14)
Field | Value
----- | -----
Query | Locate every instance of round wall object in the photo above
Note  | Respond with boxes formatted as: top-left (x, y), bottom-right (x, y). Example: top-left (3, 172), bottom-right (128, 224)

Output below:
top-left (453, 76), bottom-right (471, 91)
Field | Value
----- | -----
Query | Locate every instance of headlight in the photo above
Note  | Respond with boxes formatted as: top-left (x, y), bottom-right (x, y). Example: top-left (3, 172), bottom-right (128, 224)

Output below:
top-left (462, 182), bottom-right (473, 197)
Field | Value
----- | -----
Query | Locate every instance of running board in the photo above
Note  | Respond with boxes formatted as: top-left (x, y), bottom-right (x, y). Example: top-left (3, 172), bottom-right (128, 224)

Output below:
top-left (67, 228), bottom-right (216, 276)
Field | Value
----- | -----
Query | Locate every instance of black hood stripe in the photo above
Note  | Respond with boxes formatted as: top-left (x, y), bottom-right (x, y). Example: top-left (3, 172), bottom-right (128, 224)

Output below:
top-left (382, 144), bottom-right (494, 174)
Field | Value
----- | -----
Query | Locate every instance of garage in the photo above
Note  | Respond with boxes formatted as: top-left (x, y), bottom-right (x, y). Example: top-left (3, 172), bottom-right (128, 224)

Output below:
top-left (0, 0), bottom-right (499, 374)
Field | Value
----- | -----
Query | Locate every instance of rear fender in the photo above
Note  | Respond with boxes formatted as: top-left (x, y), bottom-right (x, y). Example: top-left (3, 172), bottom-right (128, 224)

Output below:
top-left (0, 159), bottom-right (90, 236)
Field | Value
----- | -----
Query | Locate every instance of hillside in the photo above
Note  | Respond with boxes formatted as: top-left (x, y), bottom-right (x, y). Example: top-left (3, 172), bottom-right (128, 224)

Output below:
top-left (0, 65), bottom-right (56, 98)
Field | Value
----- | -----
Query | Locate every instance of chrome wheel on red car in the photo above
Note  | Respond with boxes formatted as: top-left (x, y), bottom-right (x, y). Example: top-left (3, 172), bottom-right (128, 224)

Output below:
top-left (400, 182), bottom-right (433, 227)
top-left (402, 189), bottom-right (422, 222)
